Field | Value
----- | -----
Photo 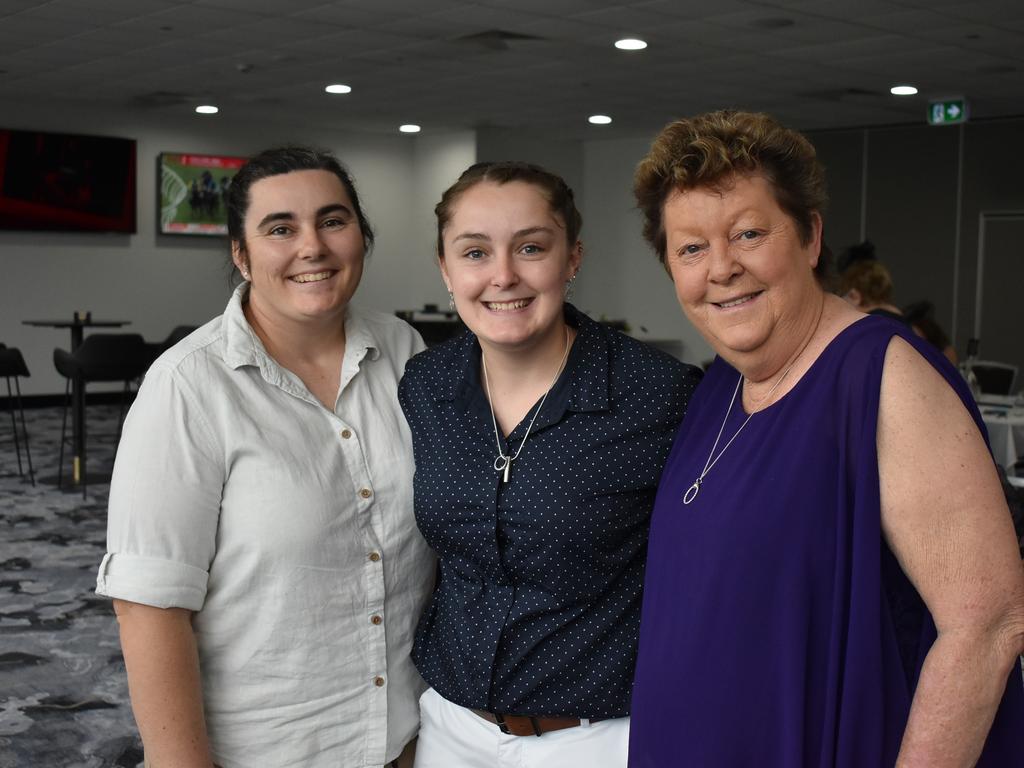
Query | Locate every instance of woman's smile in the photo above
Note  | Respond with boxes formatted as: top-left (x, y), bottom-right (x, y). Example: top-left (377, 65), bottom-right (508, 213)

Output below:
top-left (439, 180), bottom-right (579, 355)
top-left (711, 291), bottom-right (764, 310)
top-left (289, 269), bottom-right (337, 284)
top-left (483, 297), bottom-right (534, 312)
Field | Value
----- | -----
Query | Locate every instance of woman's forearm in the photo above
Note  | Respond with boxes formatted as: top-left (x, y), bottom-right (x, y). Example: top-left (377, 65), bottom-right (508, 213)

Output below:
top-left (896, 625), bottom-right (1024, 767)
top-left (114, 599), bottom-right (214, 768)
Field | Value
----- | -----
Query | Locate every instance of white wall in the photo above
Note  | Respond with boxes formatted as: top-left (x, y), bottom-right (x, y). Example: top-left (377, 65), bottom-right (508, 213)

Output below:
top-left (2, 99), bottom-right (713, 397)
top-left (383, 129), bottom-right (476, 310)
top-left (0, 101), bottom-right (474, 394)
top-left (476, 127), bottom-right (585, 204)
top-left (580, 137), bottom-right (714, 365)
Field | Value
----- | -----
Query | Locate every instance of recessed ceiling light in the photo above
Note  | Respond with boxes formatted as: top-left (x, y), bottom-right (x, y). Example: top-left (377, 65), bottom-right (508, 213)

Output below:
top-left (325, 84), bottom-right (352, 94)
top-left (615, 38), bottom-right (647, 51)
top-left (588, 114), bottom-right (612, 125)
top-left (399, 124), bottom-right (421, 134)
top-left (195, 105), bottom-right (219, 114)
top-left (890, 85), bottom-right (918, 96)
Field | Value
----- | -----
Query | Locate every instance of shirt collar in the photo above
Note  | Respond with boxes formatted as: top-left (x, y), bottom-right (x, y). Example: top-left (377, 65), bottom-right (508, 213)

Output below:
top-left (439, 303), bottom-right (610, 415)
top-left (343, 304), bottom-right (383, 363)
top-left (221, 283), bottom-right (381, 372)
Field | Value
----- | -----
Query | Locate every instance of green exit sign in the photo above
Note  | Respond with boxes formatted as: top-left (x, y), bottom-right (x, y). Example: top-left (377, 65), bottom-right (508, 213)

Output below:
top-left (928, 99), bottom-right (968, 125)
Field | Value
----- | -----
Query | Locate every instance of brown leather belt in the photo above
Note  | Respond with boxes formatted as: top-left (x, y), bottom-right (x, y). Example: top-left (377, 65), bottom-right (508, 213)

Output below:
top-left (472, 709), bottom-right (602, 737)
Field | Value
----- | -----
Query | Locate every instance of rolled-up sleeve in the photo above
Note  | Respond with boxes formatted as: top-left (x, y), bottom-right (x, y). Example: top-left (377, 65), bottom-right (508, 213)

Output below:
top-left (96, 362), bottom-right (223, 611)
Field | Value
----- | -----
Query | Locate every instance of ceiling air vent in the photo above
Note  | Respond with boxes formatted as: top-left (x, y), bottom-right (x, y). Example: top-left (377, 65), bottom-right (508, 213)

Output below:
top-left (454, 29), bottom-right (545, 52)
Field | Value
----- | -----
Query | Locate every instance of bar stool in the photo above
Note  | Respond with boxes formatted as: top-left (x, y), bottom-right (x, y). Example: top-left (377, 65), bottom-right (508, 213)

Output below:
top-left (0, 343), bottom-right (34, 485)
top-left (53, 333), bottom-right (149, 497)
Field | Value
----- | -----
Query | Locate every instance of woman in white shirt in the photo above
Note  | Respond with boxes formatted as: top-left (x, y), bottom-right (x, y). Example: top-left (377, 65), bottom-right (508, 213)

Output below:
top-left (96, 147), bottom-right (434, 768)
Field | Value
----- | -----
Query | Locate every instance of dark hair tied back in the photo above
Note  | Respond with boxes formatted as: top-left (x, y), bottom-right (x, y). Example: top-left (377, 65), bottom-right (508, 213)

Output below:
top-left (227, 145), bottom-right (375, 262)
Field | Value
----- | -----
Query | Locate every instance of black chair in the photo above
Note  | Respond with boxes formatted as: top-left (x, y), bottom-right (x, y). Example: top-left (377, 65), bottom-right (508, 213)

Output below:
top-left (0, 343), bottom-right (34, 485)
top-left (53, 333), bottom-right (150, 497)
top-left (143, 324), bottom-right (198, 367)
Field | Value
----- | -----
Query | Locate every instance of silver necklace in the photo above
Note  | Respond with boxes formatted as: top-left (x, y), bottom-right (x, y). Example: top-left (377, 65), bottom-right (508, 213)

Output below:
top-left (682, 369), bottom-right (787, 504)
top-left (482, 326), bottom-right (571, 483)
top-left (682, 314), bottom-right (822, 505)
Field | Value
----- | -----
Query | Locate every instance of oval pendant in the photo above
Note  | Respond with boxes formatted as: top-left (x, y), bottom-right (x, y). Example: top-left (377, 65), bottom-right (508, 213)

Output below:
top-left (494, 455), bottom-right (509, 473)
top-left (682, 480), bottom-right (700, 505)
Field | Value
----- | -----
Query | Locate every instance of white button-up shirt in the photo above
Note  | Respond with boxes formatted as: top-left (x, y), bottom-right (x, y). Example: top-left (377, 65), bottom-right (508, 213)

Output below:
top-left (96, 285), bottom-right (434, 768)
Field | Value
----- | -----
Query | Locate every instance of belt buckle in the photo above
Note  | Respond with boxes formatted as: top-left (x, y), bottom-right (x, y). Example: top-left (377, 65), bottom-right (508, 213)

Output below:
top-left (493, 713), bottom-right (511, 735)
top-left (493, 713), bottom-right (543, 737)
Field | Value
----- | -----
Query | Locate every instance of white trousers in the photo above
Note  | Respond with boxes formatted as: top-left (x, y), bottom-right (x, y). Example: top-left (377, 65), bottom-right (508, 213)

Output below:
top-left (413, 687), bottom-right (629, 768)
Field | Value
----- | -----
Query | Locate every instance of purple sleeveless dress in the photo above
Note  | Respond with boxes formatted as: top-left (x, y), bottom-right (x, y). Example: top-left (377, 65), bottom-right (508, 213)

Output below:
top-left (629, 316), bottom-right (1023, 767)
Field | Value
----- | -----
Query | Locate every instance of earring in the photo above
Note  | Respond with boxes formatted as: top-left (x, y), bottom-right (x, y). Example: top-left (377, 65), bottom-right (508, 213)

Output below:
top-left (448, 291), bottom-right (456, 312)
top-left (564, 274), bottom-right (577, 301)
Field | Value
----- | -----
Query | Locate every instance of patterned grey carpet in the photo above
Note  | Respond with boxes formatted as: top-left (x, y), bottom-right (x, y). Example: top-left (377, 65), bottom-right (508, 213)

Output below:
top-left (0, 405), bottom-right (143, 768)
top-left (2, 404), bottom-right (1021, 768)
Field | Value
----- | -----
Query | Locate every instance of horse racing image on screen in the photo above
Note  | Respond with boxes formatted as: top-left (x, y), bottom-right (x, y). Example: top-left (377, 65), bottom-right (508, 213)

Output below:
top-left (158, 152), bottom-right (247, 235)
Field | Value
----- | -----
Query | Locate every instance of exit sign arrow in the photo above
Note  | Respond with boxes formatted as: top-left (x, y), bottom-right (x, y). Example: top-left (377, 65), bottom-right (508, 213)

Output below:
top-left (929, 99), bottom-right (968, 125)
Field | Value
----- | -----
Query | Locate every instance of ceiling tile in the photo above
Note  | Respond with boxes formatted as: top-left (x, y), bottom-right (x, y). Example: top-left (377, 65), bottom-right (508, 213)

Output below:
top-left (112, 5), bottom-right (253, 37)
top-left (0, 12), bottom-right (94, 40)
top-left (21, 1), bottom-right (136, 26)
top-left (61, 0), bottom-right (181, 11)
top-left (633, 0), bottom-right (760, 20)
top-left (477, 0), bottom-right (607, 13)
top-left (334, 0), bottom-right (469, 14)
top-left (423, 3), bottom-right (555, 34)
top-left (0, 0), bottom-right (45, 12)
top-left (857, 9), bottom-right (964, 34)
top-left (0, 0), bottom-right (1022, 139)
top-left (931, 1), bottom-right (1024, 24)
top-left (193, 0), bottom-right (331, 13)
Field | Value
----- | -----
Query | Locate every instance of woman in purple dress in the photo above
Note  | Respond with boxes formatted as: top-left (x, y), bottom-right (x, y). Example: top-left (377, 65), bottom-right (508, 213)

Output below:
top-left (628, 110), bottom-right (1024, 767)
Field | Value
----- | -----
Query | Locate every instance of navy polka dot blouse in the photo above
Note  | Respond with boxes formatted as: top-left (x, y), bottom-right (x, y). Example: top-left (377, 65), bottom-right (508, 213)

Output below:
top-left (398, 304), bottom-right (701, 718)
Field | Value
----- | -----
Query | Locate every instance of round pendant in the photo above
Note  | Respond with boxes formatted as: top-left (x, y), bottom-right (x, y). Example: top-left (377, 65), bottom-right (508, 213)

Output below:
top-left (494, 455), bottom-right (509, 473)
top-left (682, 479), bottom-right (701, 505)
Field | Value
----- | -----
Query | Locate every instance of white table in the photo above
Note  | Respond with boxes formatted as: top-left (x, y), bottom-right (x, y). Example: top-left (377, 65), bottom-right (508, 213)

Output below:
top-left (980, 400), bottom-right (1024, 474)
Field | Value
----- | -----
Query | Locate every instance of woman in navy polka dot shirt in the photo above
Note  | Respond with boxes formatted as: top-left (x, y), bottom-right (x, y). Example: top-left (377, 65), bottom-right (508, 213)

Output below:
top-left (399, 161), bottom-right (702, 768)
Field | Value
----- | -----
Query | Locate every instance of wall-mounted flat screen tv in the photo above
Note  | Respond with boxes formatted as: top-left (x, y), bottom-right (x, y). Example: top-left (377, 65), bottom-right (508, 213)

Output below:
top-left (159, 152), bottom-right (247, 236)
top-left (0, 128), bottom-right (136, 233)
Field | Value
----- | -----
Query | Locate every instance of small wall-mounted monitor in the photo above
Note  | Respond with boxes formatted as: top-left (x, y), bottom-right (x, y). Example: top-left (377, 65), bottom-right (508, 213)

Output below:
top-left (158, 152), bottom-right (247, 236)
top-left (0, 128), bottom-right (137, 233)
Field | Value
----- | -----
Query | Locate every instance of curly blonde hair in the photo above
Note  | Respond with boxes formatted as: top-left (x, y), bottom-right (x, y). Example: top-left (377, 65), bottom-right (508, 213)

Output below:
top-left (634, 110), bottom-right (828, 275)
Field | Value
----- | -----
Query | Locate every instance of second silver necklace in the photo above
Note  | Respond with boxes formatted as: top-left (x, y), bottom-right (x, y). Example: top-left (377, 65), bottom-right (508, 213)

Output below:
top-left (482, 326), bottom-right (571, 483)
